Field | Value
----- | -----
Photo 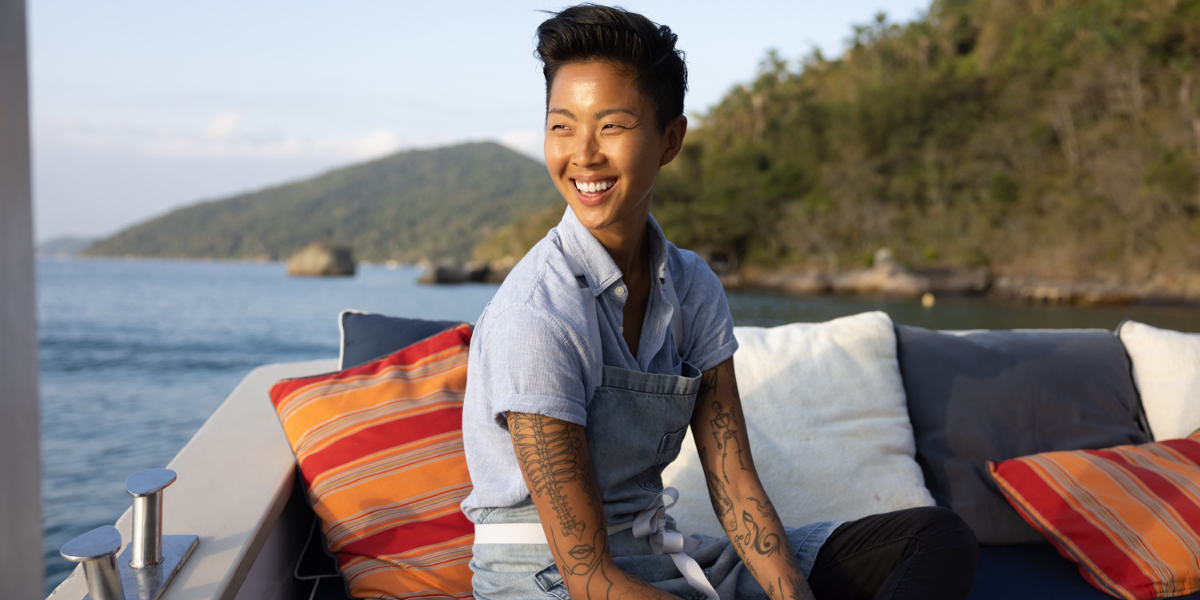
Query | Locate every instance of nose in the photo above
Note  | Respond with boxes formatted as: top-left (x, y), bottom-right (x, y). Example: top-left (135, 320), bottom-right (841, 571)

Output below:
top-left (570, 129), bottom-right (602, 167)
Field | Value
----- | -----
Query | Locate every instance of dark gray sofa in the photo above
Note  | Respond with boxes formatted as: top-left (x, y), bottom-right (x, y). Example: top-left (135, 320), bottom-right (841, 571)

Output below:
top-left (288, 314), bottom-right (1200, 600)
top-left (894, 324), bottom-right (1197, 600)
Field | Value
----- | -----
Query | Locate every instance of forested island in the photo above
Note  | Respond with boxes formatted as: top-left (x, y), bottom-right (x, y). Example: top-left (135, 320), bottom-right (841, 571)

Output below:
top-left (477, 0), bottom-right (1200, 304)
top-left (82, 142), bottom-right (561, 263)
top-left (83, 0), bottom-right (1200, 304)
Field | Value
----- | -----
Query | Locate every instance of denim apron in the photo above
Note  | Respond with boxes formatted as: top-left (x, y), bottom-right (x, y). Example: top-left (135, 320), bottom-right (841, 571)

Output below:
top-left (469, 254), bottom-right (836, 600)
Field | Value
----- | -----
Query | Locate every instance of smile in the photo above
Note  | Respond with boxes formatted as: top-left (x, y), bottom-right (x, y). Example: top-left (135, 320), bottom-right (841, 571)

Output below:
top-left (574, 179), bottom-right (616, 194)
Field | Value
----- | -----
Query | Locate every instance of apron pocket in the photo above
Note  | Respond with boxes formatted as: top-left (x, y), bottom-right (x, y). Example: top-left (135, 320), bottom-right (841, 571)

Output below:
top-left (654, 425), bottom-right (689, 466)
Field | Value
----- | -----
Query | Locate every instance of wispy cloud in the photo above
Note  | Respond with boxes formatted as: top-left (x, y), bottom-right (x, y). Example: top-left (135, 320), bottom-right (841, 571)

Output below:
top-left (499, 128), bottom-right (543, 162)
top-left (38, 112), bottom-right (404, 162)
top-left (200, 111), bottom-right (241, 139)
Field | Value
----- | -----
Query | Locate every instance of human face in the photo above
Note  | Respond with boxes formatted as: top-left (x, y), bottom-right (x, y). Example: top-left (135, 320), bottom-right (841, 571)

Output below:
top-left (544, 61), bottom-right (686, 249)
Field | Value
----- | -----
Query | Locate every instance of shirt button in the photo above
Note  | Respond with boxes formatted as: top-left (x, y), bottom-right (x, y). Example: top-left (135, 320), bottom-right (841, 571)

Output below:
top-left (615, 285), bottom-right (627, 298)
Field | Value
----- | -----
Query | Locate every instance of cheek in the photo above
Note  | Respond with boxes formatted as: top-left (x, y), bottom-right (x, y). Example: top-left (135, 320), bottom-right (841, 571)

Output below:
top-left (616, 139), bottom-right (660, 179)
top-left (543, 138), bottom-right (567, 172)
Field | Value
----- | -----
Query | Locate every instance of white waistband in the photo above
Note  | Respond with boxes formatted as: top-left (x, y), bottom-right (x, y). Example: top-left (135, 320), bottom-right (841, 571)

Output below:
top-left (472, 522), bottom-right (552, 544)
top-left (473, 519), bottom-right (636, 544)
top-left (472, 488), bottom-right (720, 600)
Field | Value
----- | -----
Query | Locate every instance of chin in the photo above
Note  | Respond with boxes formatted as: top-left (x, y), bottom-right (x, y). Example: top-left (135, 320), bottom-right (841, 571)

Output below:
top-left (570, 209), bottom-right (610, 231)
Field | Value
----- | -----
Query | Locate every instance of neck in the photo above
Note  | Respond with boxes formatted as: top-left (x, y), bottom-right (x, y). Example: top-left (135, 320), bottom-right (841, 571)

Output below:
top-left (590, 214), bottom-right (650, 282)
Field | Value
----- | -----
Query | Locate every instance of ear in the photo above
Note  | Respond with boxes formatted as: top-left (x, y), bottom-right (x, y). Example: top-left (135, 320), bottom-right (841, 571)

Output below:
top-left (658, 115), bottom-right (688, 167)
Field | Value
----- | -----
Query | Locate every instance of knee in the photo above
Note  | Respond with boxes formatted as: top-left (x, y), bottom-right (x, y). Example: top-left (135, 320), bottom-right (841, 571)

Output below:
top-left (896, 507), bottom-right (978, 600)
top-left (907, 507), bottom-right (978, 560)
top-left (907, 506), bottom-right (975, 538)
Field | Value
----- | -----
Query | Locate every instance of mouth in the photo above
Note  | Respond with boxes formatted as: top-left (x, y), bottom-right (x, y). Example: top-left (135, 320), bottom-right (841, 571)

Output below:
top-left (572, 178), bottom-right (617, 205)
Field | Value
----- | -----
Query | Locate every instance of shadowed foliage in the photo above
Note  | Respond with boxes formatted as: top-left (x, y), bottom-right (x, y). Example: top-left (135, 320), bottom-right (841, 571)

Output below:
top-left (478, 0), bottom-right (1200, 286)
top-left (656, 0), bottom-right (1200, 282)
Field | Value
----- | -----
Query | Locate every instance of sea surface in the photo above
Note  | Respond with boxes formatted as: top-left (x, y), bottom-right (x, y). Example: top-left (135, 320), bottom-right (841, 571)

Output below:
top-left (37, 258), bottom-right (1199, 593)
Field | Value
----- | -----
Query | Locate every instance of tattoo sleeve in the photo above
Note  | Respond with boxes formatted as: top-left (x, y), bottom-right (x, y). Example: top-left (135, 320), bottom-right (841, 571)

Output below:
top-left (507, 412), bottom-right (683, 600)
top-left (510, 416), bottom-right (587, 538)
top-left (690, 359), bottom-right (817, 600)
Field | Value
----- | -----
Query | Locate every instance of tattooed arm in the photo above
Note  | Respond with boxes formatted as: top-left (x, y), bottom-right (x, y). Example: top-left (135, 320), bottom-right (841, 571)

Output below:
top-left (507, 411), bottom-right (684, 600)
top-left (690, 359), bottom-right (817, 600)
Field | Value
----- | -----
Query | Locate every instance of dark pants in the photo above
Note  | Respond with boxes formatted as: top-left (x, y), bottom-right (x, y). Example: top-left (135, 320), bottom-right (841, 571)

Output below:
top-left (806, 506), bottom-right (978, 600)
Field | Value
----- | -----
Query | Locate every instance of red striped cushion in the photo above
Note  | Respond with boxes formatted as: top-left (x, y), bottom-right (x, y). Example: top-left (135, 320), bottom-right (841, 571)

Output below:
top-left (269, 324), bottom-right (474, 599)
top-left (989, 430), bottom-right (1200, 600)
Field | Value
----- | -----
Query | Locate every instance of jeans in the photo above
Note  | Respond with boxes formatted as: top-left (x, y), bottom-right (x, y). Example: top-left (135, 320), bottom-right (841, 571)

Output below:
top-left (807, 506), bottom-right (978, 600)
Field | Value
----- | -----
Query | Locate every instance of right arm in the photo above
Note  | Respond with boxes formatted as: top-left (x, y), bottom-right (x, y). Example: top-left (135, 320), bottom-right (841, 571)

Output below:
top-left (507, 411), bottom-right (684, 600)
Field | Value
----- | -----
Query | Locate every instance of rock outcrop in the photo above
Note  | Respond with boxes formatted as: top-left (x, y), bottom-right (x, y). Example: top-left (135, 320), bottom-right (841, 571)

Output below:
top-left (830, 249), bottom-right (930, 298)
top-left (286, 242), bottom-right (356, 277)
top-left (734, 267), bottom-right (831, 295)
top-left (919, 266), bottom-right (991, 295)
top-left (992, 277), bottom-right (1139, 306)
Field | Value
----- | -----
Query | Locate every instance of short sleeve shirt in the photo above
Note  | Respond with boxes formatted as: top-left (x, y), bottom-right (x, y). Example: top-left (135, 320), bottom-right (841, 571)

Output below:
top-left (460, 208), bottom-right (738, 520)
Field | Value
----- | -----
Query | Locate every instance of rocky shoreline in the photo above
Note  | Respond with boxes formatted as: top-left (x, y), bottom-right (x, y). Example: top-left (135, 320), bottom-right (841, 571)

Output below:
top-left (422, 250), bottom-right (1200, 308)
top-left (417, 260), bottom-right (509, 285)
top-left (723, 253), bottom-right (1200, 308)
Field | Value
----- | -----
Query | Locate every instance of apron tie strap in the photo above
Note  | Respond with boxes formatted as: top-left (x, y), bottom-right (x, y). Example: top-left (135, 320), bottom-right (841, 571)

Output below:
top-left (609, 488), bottom-right (719, 600)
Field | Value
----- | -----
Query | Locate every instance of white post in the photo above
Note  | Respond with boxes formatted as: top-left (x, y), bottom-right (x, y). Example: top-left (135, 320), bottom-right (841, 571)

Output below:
top-left (0, 0), bottom-right (44, 598)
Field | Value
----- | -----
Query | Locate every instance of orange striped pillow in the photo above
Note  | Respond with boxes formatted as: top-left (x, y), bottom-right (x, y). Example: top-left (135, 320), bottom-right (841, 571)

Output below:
top-left (989, 430), bottom-right (1200, 600)
top-left (269, 324), bottom-right (474, 599)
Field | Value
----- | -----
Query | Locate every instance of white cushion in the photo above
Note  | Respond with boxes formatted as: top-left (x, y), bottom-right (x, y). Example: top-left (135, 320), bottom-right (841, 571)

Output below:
top-left (1118, 320), bottom-right (1200, 440)
top-left (661, 311), bottom-right (935, 537)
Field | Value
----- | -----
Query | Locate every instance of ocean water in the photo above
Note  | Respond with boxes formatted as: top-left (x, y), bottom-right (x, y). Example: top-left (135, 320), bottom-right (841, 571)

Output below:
top-left (37, 258), bottom-right (500, 593)
top-left (36, 258), bottom-right (1198, 593)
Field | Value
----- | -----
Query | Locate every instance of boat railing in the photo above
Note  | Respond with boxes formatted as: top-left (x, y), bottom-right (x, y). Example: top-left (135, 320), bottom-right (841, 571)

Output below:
top-left (47, 359), bottom-right (337, 600)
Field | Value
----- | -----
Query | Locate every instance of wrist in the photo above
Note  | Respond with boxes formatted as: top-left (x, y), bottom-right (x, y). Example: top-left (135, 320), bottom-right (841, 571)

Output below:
top-left (571, 560), bottom-right (680, 600)
top-left (563, 556), bottom-right (617, 598)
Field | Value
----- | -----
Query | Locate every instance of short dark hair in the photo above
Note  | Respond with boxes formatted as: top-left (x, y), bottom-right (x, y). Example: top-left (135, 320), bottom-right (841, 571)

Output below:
top-left (535, 4), bottom-right (687, 132)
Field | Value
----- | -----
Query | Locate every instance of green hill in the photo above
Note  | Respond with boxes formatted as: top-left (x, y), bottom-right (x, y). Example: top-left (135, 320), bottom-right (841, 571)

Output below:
top-left (653, 0), bottom-right (1200, 283)
top-left (83, 142), bottom-right (561, 263)
top-left (477, 0), bottom-right (1200, 288)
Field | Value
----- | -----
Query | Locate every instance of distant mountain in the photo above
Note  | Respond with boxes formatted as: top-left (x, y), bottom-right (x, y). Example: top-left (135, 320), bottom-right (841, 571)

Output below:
top-left (37, 236), bottom-right (94, 257)
top-left (83, 142), bottom-right (561, 263)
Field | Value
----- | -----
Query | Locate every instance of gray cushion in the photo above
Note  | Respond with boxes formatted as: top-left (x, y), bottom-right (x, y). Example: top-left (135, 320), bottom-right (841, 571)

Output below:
top-left (895, 325), bottom-right (1150, 545)
top-left (339, 311), bottom-right (463, 369)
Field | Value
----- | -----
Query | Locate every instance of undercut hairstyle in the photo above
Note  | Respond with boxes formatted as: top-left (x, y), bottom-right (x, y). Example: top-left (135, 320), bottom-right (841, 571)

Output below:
top-left (535, 4), bottom-right (688, 132)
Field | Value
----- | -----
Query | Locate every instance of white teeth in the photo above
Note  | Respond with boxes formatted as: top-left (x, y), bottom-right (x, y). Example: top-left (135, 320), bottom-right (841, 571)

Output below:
top-left (575, 179), bottom-right (614, 193)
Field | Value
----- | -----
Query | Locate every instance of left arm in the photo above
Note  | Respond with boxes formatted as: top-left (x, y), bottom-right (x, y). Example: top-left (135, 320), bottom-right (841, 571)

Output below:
top-left (690, 357), bottom-right (816, 600)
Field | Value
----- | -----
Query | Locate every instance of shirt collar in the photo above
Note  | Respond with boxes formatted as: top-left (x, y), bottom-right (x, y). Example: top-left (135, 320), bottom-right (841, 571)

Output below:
top-left (557, 207), bottom-right (669, 297)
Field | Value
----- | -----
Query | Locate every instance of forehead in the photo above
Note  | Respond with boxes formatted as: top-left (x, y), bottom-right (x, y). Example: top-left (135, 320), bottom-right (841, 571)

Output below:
top-left (548, 61), bottom-right (644, 108)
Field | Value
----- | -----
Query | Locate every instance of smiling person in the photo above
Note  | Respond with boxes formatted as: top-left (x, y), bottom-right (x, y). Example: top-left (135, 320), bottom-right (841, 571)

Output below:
top-left (461, 5), bottom-right (977, 600)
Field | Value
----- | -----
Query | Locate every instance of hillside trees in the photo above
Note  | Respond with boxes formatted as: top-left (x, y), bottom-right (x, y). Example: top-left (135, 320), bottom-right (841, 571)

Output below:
top-left (651, 0), bottom-right (1200, 283)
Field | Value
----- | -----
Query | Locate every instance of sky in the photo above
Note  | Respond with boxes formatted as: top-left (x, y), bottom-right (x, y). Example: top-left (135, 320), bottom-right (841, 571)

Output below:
top-left (28, 1), bottom-right (930, 243)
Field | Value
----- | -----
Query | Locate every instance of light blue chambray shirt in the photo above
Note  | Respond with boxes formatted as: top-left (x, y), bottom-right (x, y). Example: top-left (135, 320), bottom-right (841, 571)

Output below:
top-left (460, 207), bottom-right (738, 520)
